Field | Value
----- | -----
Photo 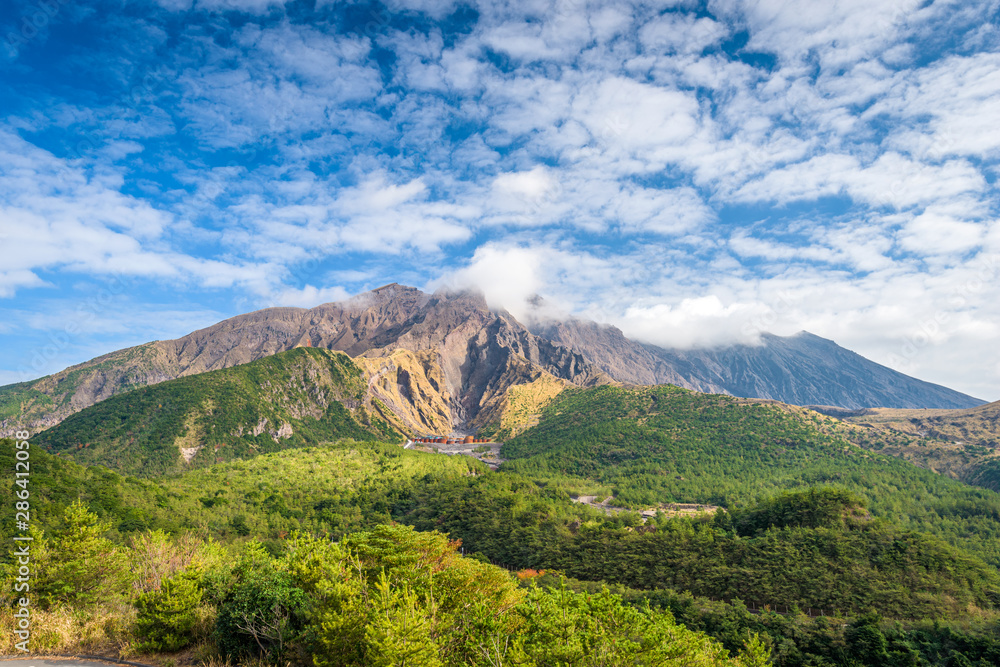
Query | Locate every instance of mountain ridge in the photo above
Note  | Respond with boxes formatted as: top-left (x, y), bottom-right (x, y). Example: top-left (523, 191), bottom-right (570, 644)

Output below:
top-left (0, 285), bottom-right (609, 437)
top-left (0, 284), bottom-right (984, 438)
top-left (531, 317), bottom-right (984, 410)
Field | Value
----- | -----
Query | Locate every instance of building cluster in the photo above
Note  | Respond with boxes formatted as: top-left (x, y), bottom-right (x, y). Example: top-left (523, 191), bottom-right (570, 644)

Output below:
top-left (412, 435), bottom-right (494, 445)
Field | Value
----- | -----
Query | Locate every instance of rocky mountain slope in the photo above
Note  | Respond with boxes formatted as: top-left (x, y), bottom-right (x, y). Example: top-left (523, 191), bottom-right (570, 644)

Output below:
top-left (1, 285), bottom-right (607, 437)
top-left (30, 345), bottom-right (578, 477)
top-left (1, 284), bottom-right (985, 440)
top-left (532, 319), bottom-right (985, 410)
top-left (31, 348), bottom-right (402, 476)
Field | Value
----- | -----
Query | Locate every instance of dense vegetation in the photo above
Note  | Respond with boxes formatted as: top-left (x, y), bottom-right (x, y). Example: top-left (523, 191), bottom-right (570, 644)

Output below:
top-left (7, 381), bottom-right (1000, 665)
top-left (500, 385), bottom-right (1000, 566)
top-left (31, 348), bottom-right (401, 476)
top-left (0, 500), bottom-right (766, 666)
top-left (0, 438), bottom-right (479, 541)
top-left (6, 436), bottom-right (1000, 614)
top-left (401, 482), bottom-right (1000, 620)
top-left (536, 575), bottom-right (1000, 667)
top-left (4, 438), bottom-right (1000, 664)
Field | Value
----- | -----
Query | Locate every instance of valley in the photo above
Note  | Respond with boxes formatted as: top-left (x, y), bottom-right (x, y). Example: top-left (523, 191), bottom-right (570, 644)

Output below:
top-left (405, 435), bottom-right (506, 469)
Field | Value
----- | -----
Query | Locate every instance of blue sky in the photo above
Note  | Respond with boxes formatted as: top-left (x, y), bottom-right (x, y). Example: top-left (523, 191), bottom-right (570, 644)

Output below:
top-left (1, 0), bottom-right (999, 400)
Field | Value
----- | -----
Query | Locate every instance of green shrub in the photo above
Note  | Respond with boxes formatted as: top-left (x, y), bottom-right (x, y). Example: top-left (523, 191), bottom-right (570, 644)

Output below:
top-left (214, 543), bottom-right (307, 662)
top-left (134, 574), bottom-right (204, 652)
top-left (30, 501), bottom-right (131, 609)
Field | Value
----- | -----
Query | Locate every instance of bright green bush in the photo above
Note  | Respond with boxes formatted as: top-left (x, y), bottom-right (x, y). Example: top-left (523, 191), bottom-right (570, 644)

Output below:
top-left (516, 582), bottom-right (767, 667)
top-left (134, 574), bottom-right (204, 652)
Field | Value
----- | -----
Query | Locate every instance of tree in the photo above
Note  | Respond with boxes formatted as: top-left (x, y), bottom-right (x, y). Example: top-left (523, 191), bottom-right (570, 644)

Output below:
top-left (32, 500), bottom-right (130, 608)
top-left (214, 542), bottom-right (307, 662)
top-left (364, 573), bottom-right (443, 667)
top-left (516, 580), bottom-right (751, 666)
top-left (134, 573), bottom-right (205, 651)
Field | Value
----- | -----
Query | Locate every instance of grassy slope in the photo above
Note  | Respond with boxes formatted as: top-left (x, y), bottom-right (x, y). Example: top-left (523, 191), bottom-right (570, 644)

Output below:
top-left (832, 401), bottom-right (1000, 491)
top-left (30, 348), bottom-right (402, 477)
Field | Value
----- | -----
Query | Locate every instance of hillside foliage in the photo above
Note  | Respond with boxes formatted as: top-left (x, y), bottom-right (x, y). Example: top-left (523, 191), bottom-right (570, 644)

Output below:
top-left (0, 500), bottom-right (765, 667)
top-left (499, 386), bottom-right (1000, 566)
top-left (6, 382), bottom-right (1000, 665)
top-left (31, 348), bottom-right (401, 476)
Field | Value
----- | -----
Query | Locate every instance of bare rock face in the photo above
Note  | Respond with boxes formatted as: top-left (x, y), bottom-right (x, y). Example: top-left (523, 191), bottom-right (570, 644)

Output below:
top-left (3, 282), bottom-right (985, 440)
top-left (355, 349), bottom-right (455, 435)
top-left (1, 284), bottom-right (610, 436)
top-left (529, 318), bottom-right (720, 391)
top-left (157, 283), bottom-right (433, 373)
top-left (531, 319), bottom-right (986, 410)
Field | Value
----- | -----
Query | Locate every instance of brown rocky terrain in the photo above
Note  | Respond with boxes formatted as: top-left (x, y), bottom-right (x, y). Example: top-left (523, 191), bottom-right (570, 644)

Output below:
top-left (0, 284), bottom-right (610, 437)
top-left (1, 283), bottom-right (987, 441)
top-left (813, 400), bottom-right (1000, 489)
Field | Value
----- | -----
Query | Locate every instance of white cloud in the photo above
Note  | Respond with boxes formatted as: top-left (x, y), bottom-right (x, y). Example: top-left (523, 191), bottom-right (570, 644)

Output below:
top-left (5, 0), bottom-right (1000, 400)
top-left (438, 244), bottom-right (551, 322)
top-left (878, 52), bottom-right (1000, 159)
top-left (489, 166), bottom-right (564, 224)
top-left (175, 23), bottom-right (382, 150)
top-left (897, 210), bottom-right (986, 256)
top-left (0, 269), bottom-right (49, 298)
top-left (711, 0), bottom-right (924, 69)
top-left (610, 186), bottom-right (714, 235)
top-left (267, 284), bottom-right (350, 308)
top-left (211, 171), bottom-right (477, 261)
top-left (0, 128), bottom-right (277, 297)
top-left (569, 76), bottom-right (703, 170)
top-left (620, 295), bottom-right (764, 349)
top-left (731, 152), bottom-right (985, 210)
top-left (638, 14), bottom-right (728, 55)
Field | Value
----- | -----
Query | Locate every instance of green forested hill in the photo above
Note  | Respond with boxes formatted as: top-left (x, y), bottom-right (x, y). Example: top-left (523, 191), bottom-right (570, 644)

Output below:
top-left (499, 385), bottom-right (1000, 566)
top-left (5, 436), bottom-right (1000, 665)
top-left (0, 437), bottom-right (484, 541)
top-left (30, 348), bottom-right (402, 476)
top-left (6, 436), bottom-right (1000, 622)
top-left (9, 379), bottom-right (1000, 664)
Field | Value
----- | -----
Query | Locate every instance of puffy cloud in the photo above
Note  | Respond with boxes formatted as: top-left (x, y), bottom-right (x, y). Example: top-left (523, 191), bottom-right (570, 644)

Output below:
top-left (638, 14), bottom-right (728, 55)
top-left (0, 128), bottom-right (276, 295)
top-left (3, 0), bottom-right (1000, 398)
top-left (438, 244), bottom-right (552, 322)
top-left (897, 210), bottom-right (986, 257)
top-left (267, 284), bottom-right (351, 308)
top-left (620, 295), bottom-right (764, 349)
top-left (710, 0), bottom-right (925, 69)
top-left (730, 152), bottom-right (986, 209)
top-left (878, 52), bottom-right (1000, 159)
